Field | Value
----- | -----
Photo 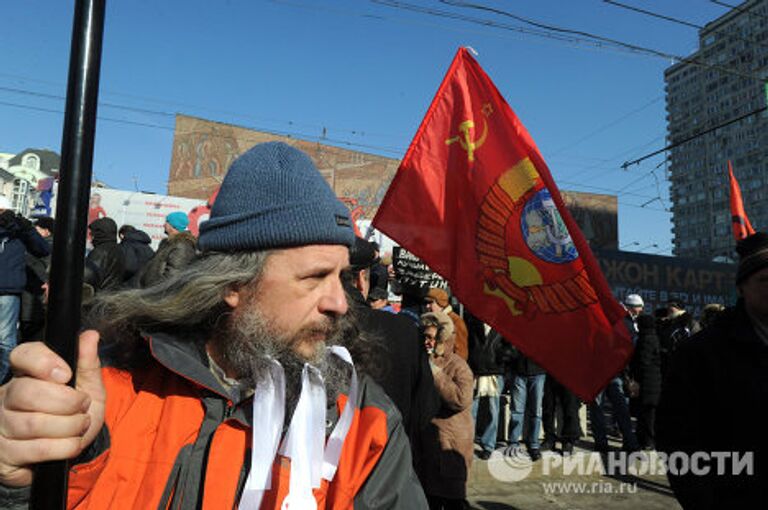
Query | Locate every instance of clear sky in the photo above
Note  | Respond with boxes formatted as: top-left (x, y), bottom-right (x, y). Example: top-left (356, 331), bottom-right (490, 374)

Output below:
top-left (1, 0), bottom-right (735, 254)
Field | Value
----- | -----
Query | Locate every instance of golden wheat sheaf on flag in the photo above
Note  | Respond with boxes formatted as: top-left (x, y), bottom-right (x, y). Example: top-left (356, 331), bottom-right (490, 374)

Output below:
top-left (476, 158), bottom-right (598, 317)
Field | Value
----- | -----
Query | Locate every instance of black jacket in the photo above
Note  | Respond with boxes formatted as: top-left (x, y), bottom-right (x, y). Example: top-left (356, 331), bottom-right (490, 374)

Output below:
top-left (465, 311), bottom-right (512, 376)
top-left (20, 234), bottom-right (52, 324)
top-left (508, 347), bottom-right (545, 377)
top-left (369, 263), bottom-right (389, 296)
top-left (119, 229), bottom-right (155, 283)
top-left (86, 217), bottom-right (125, 291)
top-left (139, 232), bottom-right (196, 288)
top-left (629, 314), bottom-right (662, 406)
top-left (656, 301), bottom-right (768, 508)
top-left (0, 211), bottom-right (50, 294)
top-left (658, 311), bottom-right (697, 378)
top-left (344, 282), bottom-right (439, 440)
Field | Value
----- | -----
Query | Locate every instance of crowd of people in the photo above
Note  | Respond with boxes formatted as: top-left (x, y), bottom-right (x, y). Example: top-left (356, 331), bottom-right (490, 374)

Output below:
top-left (0, 142), bottom-right (765, 509)
top-left (0, 197), bottom-right (200, 386)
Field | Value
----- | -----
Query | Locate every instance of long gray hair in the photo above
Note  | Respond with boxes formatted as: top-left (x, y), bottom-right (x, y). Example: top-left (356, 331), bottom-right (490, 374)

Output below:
top-left (86, 250), bottom-right (270, 367)
top-left (86, 249), bottom-right (380, 379)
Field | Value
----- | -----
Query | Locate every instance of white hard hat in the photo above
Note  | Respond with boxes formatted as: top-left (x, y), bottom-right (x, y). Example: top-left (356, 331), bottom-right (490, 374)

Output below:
top-left (624, 294), bottom-right (644, 307)
top-left (0, 195), bottom-right (11, 210)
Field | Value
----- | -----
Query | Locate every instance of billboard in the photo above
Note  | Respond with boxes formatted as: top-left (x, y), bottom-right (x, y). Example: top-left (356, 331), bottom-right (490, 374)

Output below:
top-left (595, 249), bottom-right (738, 318)
top-left (50, 187), bottom-right (205, 249)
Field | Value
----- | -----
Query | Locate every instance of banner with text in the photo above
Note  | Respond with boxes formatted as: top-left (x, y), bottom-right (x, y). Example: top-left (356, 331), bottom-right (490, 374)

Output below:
top-left (595, 250), bottom-right (737, 318)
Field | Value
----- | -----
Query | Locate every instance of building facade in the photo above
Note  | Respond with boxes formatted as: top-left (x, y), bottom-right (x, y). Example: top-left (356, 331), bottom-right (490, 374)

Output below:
top-left (167, 114), bottom-right (620, 249)
top-left (0, 148), bottom-right (59, 216)
top-left (665, 0), bottom-right (768, 260)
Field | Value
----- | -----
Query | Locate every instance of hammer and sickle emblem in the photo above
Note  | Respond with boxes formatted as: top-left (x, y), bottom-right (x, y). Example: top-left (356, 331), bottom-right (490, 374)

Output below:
top-left (445, 119), bottom-right (488, 162)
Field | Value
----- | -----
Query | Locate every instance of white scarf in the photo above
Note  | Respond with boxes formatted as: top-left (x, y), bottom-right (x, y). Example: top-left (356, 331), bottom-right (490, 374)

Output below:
top-left (238, 346), bottom-right (358, 510)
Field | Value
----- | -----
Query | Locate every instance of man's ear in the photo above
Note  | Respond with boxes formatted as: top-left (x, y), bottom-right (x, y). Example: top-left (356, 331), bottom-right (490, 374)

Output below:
top-left (223, 288), bottom-right (240, 309)
top-left (354, 270), bottom-right (366, 293)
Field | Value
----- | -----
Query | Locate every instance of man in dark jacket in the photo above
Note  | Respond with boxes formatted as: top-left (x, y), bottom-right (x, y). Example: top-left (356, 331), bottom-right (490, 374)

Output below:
top-left (541, 374), bottom-right (582, 455)
top-left (504, 348), bottom-right (546, 461)
top-left (138, 213), bottom-right (196, 287)
top-left (466, 311), bottom-right (512, 459)
top-left (629, 314), bottom-right (661, 450)
top-left (343, 237), bottom-right (439, 441)
top-left (0, 197), bottom-right (50, 382)
top-left (20, 216), bottom-right (54, 342)
top-left (85, 217), bottom-right (126, 292)
top-left (367, 241), bottom-right (389, 299)
top-left (657, 232), bottom-right (768, 509)
top-left (658, 300), bottom-right (698, 380)
top-left (117, 225), bottom-right (154, 285)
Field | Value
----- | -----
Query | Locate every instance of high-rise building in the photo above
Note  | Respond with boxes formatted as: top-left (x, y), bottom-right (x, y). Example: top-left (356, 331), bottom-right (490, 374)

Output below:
top-left (665, 0), bottom-right (768, 260)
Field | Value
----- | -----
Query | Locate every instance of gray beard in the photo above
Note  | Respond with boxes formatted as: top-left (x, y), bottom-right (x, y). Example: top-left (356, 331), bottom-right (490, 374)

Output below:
top-left (216, 308), bottom-right (353, 418)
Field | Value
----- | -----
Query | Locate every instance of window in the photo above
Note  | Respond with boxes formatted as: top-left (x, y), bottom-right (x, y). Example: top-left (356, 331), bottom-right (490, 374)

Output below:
top-left (22, 154), bottom-right (40, 171)
top-left (11, 178), bottom-right (29, 215)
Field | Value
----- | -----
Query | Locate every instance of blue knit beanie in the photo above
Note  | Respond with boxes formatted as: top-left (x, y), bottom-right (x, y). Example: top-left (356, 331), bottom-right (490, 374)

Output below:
top-left (165, 211), bottom-right (189, 232)
top-left (197, 142), bottom-right (354, 252)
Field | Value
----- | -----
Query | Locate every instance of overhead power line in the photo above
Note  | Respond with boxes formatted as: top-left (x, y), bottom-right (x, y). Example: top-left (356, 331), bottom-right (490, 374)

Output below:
top-left (403, 0), bottom-right (764, 81)
top-left (603, 0), bottom-right (703, 29)
top-left (2, 95), bottom-right (670, 206)
top-left (0, 81), bottom-right (411, 153)
top-left (0, 85), bottom-right (176, 118)
top-left (549, 96), bottom-right (663, 157)
top-left (604, 0), bottom-right (768, 51)
top-left (0, 72), bottom-right (404, 142)
top-left (0, 98), bottom-right (407, 156)
top-left (621, 104), bottom-right (768, 168)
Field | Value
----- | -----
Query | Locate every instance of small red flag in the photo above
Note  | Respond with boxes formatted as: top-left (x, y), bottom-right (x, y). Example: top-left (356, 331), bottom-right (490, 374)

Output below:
top-left (728, 161), bottom-right (755, 241)
top-left (373, 48), bottom-right (631, 400)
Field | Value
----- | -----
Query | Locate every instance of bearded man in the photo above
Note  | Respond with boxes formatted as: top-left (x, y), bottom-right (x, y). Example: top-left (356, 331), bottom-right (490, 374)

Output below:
top-left (0, 142), bottom-right (427, 509)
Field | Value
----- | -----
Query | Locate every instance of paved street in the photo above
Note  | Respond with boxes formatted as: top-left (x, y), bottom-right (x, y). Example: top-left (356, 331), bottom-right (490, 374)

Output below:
top-left (466, 441), bottom-right (681, 510)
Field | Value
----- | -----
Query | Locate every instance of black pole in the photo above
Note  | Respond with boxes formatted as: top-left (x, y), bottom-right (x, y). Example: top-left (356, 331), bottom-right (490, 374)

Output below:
top-left (30, 1), bottom-right (106, 508)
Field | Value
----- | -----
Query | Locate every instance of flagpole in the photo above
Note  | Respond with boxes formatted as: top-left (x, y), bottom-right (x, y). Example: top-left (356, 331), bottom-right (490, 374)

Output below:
top-left (30, 1), bottom-right (106, 508)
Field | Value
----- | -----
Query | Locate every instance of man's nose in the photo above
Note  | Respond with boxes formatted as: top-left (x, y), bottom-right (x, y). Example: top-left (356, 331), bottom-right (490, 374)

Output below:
top-left (319, 279), bottom-right (348, 316)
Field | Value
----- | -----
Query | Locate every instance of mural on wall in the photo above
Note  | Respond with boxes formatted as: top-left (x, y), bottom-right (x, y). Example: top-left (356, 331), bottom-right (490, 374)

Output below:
top-left (168, 115), bottom-right (400, 215)
top-left (172, 124), bottom-right (240, 181)
top-left (167, 115), bottom-right (620, 234)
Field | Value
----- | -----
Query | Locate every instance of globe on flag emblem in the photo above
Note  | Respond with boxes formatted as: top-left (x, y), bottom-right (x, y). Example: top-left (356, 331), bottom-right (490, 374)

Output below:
top-left (521, 189), bottom-right (578, 264)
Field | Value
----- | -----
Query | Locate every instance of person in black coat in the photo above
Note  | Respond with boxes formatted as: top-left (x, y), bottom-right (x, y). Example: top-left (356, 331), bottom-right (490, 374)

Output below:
top-left (19, 216), bottom-right (54, 342)
top-left (367, 241), bottom-right (389, 298)
top-left (138, 232), bottom-right (197, 287)
top-left (504, 347), bottom-right (546, 460)
top-left (629, 314), bottom-right (661, 449)
top-left (657, 301), bottom-right (698, 380)
top-left (343, 238), bottom-right (440, 444)
top-left (541, 375), bottom-right (582, 455)
top-left (465, 311), bottom-right (513, 459)
top-left (657, 232), bottom-right (768, 509)
top-left (85, 217), bottom-right (126, 292)
top-left (118, 225), bottom-right (155, 285)
top-left (0, 204), bottom-right (50, 382)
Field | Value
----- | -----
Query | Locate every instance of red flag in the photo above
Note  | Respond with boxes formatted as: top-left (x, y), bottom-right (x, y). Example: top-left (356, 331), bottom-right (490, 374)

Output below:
top-left (373, 48), bottom-right (631, 400)
top-left (728, 161), bottom-right (755, 241)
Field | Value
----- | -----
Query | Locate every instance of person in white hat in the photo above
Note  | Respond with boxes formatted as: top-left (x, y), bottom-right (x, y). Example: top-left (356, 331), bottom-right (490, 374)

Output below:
top-left (624, 294), bottom-right (645, 319)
